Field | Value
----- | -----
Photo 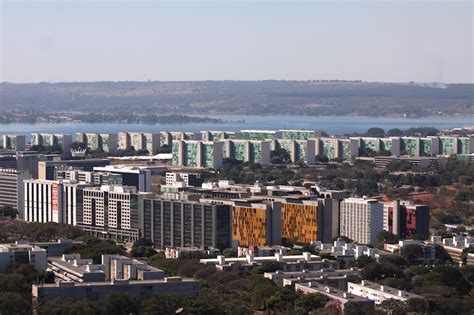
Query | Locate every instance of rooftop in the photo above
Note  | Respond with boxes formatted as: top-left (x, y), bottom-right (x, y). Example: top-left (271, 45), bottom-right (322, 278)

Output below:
top-left (295, 282), bottom-right (370, 303)
top-left (351, 280), bottom-right (421, 299)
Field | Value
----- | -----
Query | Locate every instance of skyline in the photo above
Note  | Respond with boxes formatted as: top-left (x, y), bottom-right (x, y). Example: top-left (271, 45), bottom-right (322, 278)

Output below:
top-left (1, 0), bottom-right (473, 83)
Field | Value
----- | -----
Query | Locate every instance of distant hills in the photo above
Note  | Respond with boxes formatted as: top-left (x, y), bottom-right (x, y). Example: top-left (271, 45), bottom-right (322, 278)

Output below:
top-left (1, 81), bottom-right (473, 117)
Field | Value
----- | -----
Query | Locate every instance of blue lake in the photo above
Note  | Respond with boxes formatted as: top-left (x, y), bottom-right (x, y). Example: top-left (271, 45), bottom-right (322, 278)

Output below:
top-left (0, 115), bottom-right (472, 138)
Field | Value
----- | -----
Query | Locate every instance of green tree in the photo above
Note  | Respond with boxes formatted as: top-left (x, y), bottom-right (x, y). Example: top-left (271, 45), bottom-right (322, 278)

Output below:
top-left (361, 262), bottom-right (403, 280)
top-left (376, 231), bottom-right (399, 245)
top-left (379, 299), bottom-right (407, 315)
top-left (294, 293), bottom-right (329, 314)
top-left (101, 293), bottom-right (140, 315)
top-left (140, 295), bottom-right (179, 314)
top-left (400, 244), bottom-right (423, 265)
top-left (434, 245), bottom-right (453, 265)
top-left (130, 238), bottom-right (156, 258)
top-left (454, 190), bottom-right (471, 202)
top-left (378, 255), bottom-right (408, 268)
top-left (0, 292), bottom-right (30, 315)
top-left (422, 266), bottom-right (472, 295)
top-left (387, 128), bottom-right (404, 136)
top-left (343, 301), bottom-right (374, 315)
top-left (223, 248), bottom-right (238, 258)
top-left (366, 127), bottom-right (385, 137)
top-left (407, 298), bottom-right (439, 314)
top-left (63, 237), bottom-right (125, 263)
top-left (351, 256), bottom-right (376, 268)
top-left (0, 206), bottom-right (18, 219)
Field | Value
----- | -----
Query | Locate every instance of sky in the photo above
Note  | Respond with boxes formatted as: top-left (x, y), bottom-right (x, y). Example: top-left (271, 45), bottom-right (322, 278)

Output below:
top-left (1, 0), bottom-right (473, 83)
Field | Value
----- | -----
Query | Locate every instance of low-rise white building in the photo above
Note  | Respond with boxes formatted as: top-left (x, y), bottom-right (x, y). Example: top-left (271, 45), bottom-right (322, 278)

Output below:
top-left (0, 242), bottom-right (47, 272)
top-left (295, 282), bottom-right (374, 311)
top-left (347, 280), bottom-right (421, 304)
top-left (200, 252), bottom-right (339, 272)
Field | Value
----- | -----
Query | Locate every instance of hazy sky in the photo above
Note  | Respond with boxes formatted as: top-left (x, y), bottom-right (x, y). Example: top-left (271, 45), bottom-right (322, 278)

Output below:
top-left (1, 0), bottom-right (473, 83)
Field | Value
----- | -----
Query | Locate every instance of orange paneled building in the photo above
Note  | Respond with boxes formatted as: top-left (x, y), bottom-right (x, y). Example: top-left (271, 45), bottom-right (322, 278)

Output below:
top-left (280, 200), bottom-right (321, 244)
top-left (231, 201), bottom-right (281, 247)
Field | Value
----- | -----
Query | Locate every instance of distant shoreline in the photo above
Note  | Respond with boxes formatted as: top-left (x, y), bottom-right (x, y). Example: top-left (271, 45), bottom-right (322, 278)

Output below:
top-left (0, 114), bottom-right (234, 125)
top-left (1, 115), bottom-right (472, 139)
top-left (1, 112), bottom-right (473, 125)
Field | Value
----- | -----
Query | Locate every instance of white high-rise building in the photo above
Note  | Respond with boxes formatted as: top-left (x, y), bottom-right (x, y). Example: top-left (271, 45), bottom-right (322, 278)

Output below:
top-left (23, 179), bottom-right (92, 225)
top-left (30, 133), bottom-right (72, 154)
top-left (75, 133), bottom-right (117, 153)
top-left (117, 132), bottom-right (160, 155)
top-left (339, 197), bottom-right (384, 245)
top-left (80, 185), bottom-right (151, 242)
top-left (0, 135), bottom-right (26, 151)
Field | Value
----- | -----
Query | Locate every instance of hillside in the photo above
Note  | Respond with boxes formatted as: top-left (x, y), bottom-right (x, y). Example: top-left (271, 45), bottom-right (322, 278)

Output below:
top-left (1, 81), bottom-right (472, 117)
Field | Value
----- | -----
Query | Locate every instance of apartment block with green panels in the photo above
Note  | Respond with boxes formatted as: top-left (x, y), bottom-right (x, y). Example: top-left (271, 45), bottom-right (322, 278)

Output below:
top-left (458, 137), bottom-right (473, 155)
top-left (185, 142), bottom-right (199, 167)
top-left (230, 140), bottom-right (247, 161)
top-left (439, 137), bottom-right (457, 156)
top-left (275, 139), bottom-right (293, 153)
top-left (338, 139), bottom-right (352, 161)
top-left (201, 142), bottom-right (217, 168)
top-left (201, 131), bottom-right (237, 142)
top-left (249, 142), bottom-right (262, 164)
top-left (279, 130), bottom-right (320, 140)
top-left (401, 137), bottom-right (418, 157)
top-left (239, 130), bottom-right (277, 140)
top-left (172, 142), bottom-right (180, 165)
top-left (293, 141), bottom-right (307, 162)
top-left (170, 132), bottom-right (201, 141)
top-left (224, 132), bottom-right (237, 139)
top-left (360, 137), bottom-right (379, 151)
top-left (224, 140), bottom-right (270, 165)
top-left (318, 138), bottom-right (338, 160)
top-left (420, 138), bottom-right (436, 156)
top-left (201, 131), bottom-right (217, 142)
top-left (173, 140), bottom-right (223, 168)
top-left (380, 138), bottom-right (393, 154)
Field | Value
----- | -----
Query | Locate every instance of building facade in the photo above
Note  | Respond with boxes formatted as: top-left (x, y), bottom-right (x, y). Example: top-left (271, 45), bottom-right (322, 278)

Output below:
top-left (165, 172), bottom-right (203, 187)
top-left (279, 198), bottom-right (321, 244)
top-left (24, 179), bottom-right (92, 225)
top-left (172, 140), bottom-right (224, 168)
top-left (75, 133), bottom-right (118, 153)
top-left (231, 200), bottom-right (282, 247)
top-left (93, 165), bottom-right (151, 192)
top-left (223, 140), bottom-right (271, 165)
top-left (31, 133), bottom-right (72, 154)
top-left (347, 280), bottom-right (421, 304)
top-left (79, 185), bottom-right (151, 242)
top-left (0, 168), bottom-right (31, 218)
top-left (339, 197), bottom-right (384, 245)
top-left (273, 139), bottom-right (316, 165)
top-left (118, 132), bottom-right (160, 155)
top-left (38, 159), bottom-right (110, 180)
top-left (279, 130), bottom-right (321, 140)
top-left (0, 243), bottom-right (47, 272)
top-left (383, 201), bottom-right (430, 239)
top-left (32, 277), bottom-right (199, 301)
top-left (140, 198), bottom-right (232, 250)
top-left (0, 135), bottom-right (26, 151)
